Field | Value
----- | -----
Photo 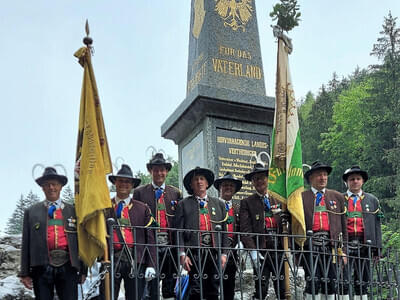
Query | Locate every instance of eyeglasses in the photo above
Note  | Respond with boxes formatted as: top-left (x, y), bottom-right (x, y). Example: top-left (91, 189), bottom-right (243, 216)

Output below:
top-left (42, 182), bottom-right (61, 188)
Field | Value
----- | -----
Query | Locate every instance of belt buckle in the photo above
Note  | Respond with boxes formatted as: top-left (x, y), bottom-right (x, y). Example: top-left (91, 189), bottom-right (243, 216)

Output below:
top-left (157, 232), bottom-right (169, 245)
top-left (201, 233), bottom-right (212, 246)
top-left (49, 249), bottom-right (69, 267)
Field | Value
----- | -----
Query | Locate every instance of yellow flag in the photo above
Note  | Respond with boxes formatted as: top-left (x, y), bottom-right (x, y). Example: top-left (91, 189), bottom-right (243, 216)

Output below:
top-left (74, 46), bottom-right (112, 266)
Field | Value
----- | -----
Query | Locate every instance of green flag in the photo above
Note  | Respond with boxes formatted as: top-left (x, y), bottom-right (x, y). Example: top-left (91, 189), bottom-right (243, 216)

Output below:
top-left (268, 38), bottom-right (305, 245)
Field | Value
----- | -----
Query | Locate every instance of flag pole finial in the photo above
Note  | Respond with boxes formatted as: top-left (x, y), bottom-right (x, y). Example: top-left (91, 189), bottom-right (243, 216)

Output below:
top-left (83, 19), bottom-right (93, 47)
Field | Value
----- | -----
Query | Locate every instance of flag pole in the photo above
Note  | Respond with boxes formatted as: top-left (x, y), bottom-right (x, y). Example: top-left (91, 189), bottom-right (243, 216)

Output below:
top-left (81, 20), bottom-right (111, 300)
top-left (281, 203), bottom-right (291, 300)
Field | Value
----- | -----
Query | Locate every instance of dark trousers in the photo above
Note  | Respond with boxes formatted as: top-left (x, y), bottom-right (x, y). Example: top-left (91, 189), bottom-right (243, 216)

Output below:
top-left (100, 261), bottom-right (145, 300)
top-left (341, 248), bottom-right (371, 295)
top-left (303, 246), bottom-right (337, 295)
top-left (149, 246), bottom-right (178, 299)
top-left (188, 250), bottom-right (220, 300)
top-left (252, 251), bottom-right (285, 300)
top-left (222, 255), bottom-right (237, 300)
top-left (31, 262), bottom-right (78, 300)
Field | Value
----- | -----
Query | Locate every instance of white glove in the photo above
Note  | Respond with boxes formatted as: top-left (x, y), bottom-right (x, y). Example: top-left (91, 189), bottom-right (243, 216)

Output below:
top-left (250, 250), bottom-right (264, 263)
top-left (235, 241), bottom-right (244, 250)
top-left (145, 267), bottom-right (156, 281)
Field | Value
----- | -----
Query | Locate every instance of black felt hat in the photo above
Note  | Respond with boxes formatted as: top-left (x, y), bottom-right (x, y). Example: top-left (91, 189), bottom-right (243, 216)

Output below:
top-left (146, 152), bottom-right (172, 172)
top-left (342, 165), bottom-right (368, 183)
top-left (213, 172), bottom-right (242, 193)
top-left (108, 164), bottom-right (141, 188)
top-left (183, 167), bottom-right (214, 195)
top-left (304, 161), bottom-right (332, 182)
top-left (244, 163), bottom-right (269, 181)
top-left (35, 167), bottom-right (68, 187)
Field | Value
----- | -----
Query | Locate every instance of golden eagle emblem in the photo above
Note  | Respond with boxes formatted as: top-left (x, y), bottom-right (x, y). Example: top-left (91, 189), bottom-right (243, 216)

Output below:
top-left (215, 0), bottom-right (253, 32)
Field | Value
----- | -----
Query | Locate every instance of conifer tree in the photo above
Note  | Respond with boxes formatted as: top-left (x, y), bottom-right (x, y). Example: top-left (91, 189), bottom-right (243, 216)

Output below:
top-left (5, 191), bottom-right (40, 234)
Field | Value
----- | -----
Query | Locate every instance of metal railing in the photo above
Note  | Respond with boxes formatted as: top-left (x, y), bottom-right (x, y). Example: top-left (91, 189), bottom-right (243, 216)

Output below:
top-left (83, 220), bottom-right (400, 300)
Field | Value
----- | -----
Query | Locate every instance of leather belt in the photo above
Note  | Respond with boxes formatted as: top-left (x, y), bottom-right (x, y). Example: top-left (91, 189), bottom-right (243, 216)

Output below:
top-left (49, 249), bottom-right (69, 267)
top-left (312, 231), bottom-right (330, 247)
top-left (157, 232), bottom-right (169, 245)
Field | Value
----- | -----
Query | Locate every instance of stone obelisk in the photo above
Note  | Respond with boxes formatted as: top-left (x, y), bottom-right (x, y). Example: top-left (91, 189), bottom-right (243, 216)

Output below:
top-left (162, 0), bottom-right (274, 198)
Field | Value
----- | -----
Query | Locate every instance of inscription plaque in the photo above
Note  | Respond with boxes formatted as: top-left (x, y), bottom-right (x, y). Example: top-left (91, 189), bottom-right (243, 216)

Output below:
top-left (216, 128), bottom-right (269, 201)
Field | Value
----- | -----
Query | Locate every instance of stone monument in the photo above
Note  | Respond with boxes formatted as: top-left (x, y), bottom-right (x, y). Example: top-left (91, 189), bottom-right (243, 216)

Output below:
top-left (161, 0), bottom-right (274, 199)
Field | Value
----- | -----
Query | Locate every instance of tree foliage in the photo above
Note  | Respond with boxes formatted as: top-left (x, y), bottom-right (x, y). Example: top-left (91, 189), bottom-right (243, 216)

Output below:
top-left (62, 185), bottom-right (75, 204)
top-left (5, 191), bottom-right (40, 235)
top-left (270, 0), bottom-right (301, 32)
top-left (299, 12), bottom-right (400, 230)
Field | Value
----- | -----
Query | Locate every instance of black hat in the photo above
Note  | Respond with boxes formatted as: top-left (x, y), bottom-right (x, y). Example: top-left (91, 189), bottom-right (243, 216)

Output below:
top-left (342, 165), bottom-right (368, 183)
top-left (36, 167), bottom-right (68, 187)
top-left (304, 161), bottom-right (332, 183)
top-left (213, 172), bottom-right (242, 193)
top-left (108, 164), bottom-right (141, 188)
top-left (146, 153), bottom-right (172, 172)
top-left (244, 163), bottom-right (269, 181)
top-left (183, 167), bottom-right (214, 195)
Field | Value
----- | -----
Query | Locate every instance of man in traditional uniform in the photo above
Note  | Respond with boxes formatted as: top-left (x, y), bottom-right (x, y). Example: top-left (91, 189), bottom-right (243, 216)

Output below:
top-left (102, 164), bottom-right (156, 300)
top-left (133, 152), bottom-right (182, 300)
top-left (175, 167), bottom-right (228, 300)
top-left (302, 161), bottom-right (348, 300)
top-left (240, 163), bottom-right (286, 300)
top-left (213, 171), bottom-right (242, 300)
top-left (19, 166), bottom-right (86, 299)
top-left (341, 165), bottom-right (382, 300)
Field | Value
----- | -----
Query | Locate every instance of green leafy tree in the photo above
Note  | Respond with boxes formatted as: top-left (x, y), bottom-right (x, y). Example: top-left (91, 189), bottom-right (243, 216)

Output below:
top-left (165, 159), bottom-right (179, 189)
top-left (270, 0), bottom-right (301, 32)
top-left (136, 170), bottom-right (151, 186)
top-left (5, 191), bottom-right (40, 235)
top-left (366, 12), bottom-right (400, 227)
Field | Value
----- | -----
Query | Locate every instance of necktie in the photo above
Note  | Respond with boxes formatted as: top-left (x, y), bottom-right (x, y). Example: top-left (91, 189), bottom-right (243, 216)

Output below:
top-left (116, 201), bottom-right (124, 218)
top-left (155, 187), bottom-right (163, 200)
top-left (198, 198), bottom-right (206, 208)
top-left (263, 195), bottom-right (271, 211)
top-left (225, 202), bottom-right (230, 211)
top-left (316, 192), bottom-right (323, 206)
top-left (352, 194), bottom-right (358, 207)
top-left (48, 203), bottom-right (57, 219)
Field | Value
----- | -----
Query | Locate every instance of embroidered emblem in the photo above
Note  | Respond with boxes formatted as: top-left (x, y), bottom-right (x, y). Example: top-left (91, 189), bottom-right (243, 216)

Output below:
top-left (255, 214), bottom-right (260, 220)
top-left (34, 222), bottom-right (40, 230)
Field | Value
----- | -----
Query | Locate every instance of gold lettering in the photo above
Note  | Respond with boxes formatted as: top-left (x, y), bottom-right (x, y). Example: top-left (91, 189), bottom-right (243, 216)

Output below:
top-left (212, 58), bottom-right (262, 80)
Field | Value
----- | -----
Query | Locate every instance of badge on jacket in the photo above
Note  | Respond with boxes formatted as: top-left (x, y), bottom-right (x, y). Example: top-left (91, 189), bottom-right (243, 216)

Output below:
top-left (255, 214), bottom-right (260, 220)
top-left (68, 217), bottom-right (77, 228)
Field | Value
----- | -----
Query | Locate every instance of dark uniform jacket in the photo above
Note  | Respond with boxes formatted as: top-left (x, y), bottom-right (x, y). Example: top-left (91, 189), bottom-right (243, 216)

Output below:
top-left (19, 201), bottom-right (81, 277)
top-left (302, 189), bottom-right (348, 248)
top-left (345, 192), bottom-right (382, 248)
top-left (175, 195), bottom-right (229, 251)
top-left (133, 184), bottom-right (181, 240)
top-left (104, 198), bottom-right (156, 267)
top-left (240, 193), bottom-right (283, 250)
